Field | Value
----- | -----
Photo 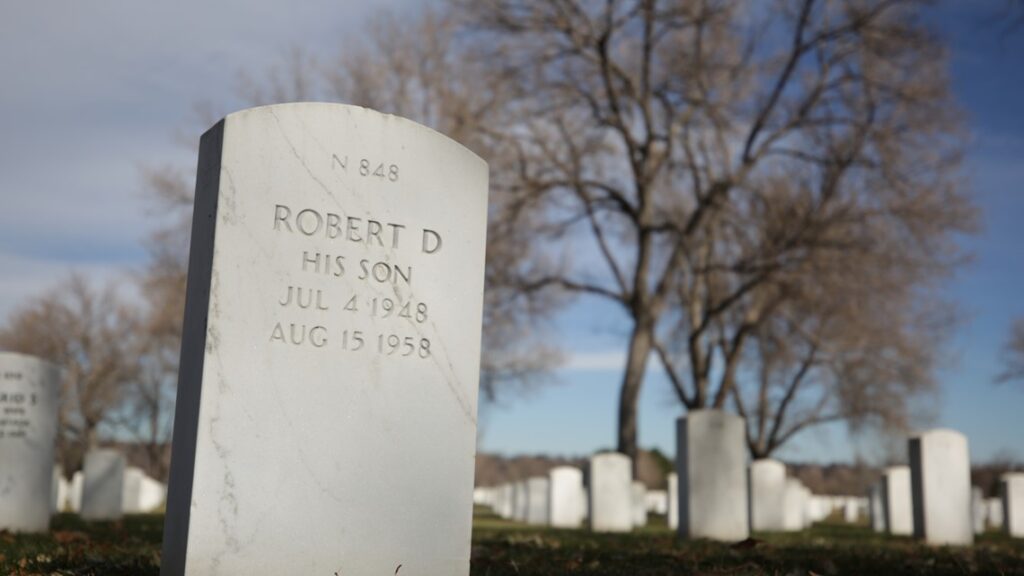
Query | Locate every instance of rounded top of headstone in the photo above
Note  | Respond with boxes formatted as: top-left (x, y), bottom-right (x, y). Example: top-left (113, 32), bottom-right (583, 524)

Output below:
top-left (682, 408), bottom-right (743, 426)
top-left (910, 427), bottom-right (967, 443)
top-left (590, 451), bottom-right (631, 465)
top-left (0, 350), bottom-right (61, 371)
top-left (217, 102), bottom-right (487, 168)
top-left (884, 465), bottom-right (910, 475)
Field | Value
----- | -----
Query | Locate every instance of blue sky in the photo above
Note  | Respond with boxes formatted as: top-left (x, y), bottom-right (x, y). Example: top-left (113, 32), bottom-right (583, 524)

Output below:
top-left (1, 1), bottom-right (1021, 465)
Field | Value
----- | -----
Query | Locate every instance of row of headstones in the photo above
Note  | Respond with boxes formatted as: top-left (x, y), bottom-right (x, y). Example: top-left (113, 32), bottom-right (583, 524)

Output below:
top-left (51, 453), bottom-right (168, 518)
top-left (479, 457), bottom-right (867, 534)
top-left (0, 352), bottom-right (167, 532)
top-left (480, 412), bottom-right (1024, 543)
top-left (868, 465), bottom-right (1024, 539)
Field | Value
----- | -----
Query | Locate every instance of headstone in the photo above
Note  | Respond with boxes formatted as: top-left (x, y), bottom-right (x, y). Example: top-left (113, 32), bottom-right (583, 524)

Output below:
top-left (81, 449), bottom-right (125, 521)
top-left (748, 458), bottom-right (786, 532)
top-left (645, 490), bottom-right (668, 515)
top-left (138, 476), bottom-right (167, 512)
top-left (972, 486), bottom-right (986, 535)
top-left (630, 481), bottom-right (647, 527)
top-left (122, 466), bottom-right (145, 514)
top-left (667, 472), bottom-right (679, 530)
top-left (588, 452), bottom-right (632, 532)
top-left (782, 478), bottom-right (805, 531)
top-left (159, 103), bottom-right (489, 575)
top-left (987, 497), bottom-right (1004, 530)
top-left (499, 483), bottom-right (513, 519)
top-left (1002, 472), bottom-right (1024, 538)
top-left (869, 482), bottom-right (886, 532)
top-left (882, 466), bottom-right (913, 536)
top-left (676, 410), bottom-right (748, 541)
top-left (0, 352), bottom-right (60, 533)
top-left (843, 497), bottom-right (858, 523)
top-left (909, 429), bottom-right (972, 545)
top-left (548, 466), bottom-right (584, 529)
top-left (69, 471), bottom-right (83, 513)
top-left (514, 481), bottom-right (529, 522)
top-left (580, 486), bottom-right (590, 520)
top-left (51, 465), bottom-right (64, 514)
top-left (526, 476), bottom-right (550, 526)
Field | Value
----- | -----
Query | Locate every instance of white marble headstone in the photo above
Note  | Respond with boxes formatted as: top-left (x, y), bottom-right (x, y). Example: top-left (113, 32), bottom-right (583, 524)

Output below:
top-left (843, 498), bottom-right (859, 524)
top-left (69, 471), bottom-right (83, 513)
top-left (526, 476), bottom-right (550, 526)
top-left (676, 410), bottom-right (749, 541)
top-left (987, 497), bottom-right (1004, 530)
top-left (1002, 473), bottom-right (1024, 538)
top-left (513, 480), bottom-right (529, 522)
top-left (122, 466), bottom-right (145, 514)
top-left (882, 466), bottom-right (913, 536)
top-left (630, 481), bottom-right (647, 527)
top-left (782, 478), bottom-right (806, 532)
top-left (749, 459), bottom-right (786, 532)
top-left (0, 352), bottom-right (60, 532)
top-left (869, 482), bottom-right (886, 532)
top-left (160, 103), bottom-right (489, 575)
top-left (972, 486), bottom-right (986, 535)
top-left (909, 429), bottom-right (972, 545)
top-left (667, 472), bottom-right (679, 530)
top-left (548, 466), bottom-right (584, 529)
top-left (588, 452), bottom-right (632, 533)
top-left (81, 449), bottom-right (125, 521)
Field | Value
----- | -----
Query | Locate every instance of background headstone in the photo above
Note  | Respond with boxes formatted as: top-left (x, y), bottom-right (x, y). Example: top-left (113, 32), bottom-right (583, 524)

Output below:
top-left (749, 459), bottom-right (786, 532)
top-left (0, 352), bottom-right (61, 533)
top-left (81, 449), bottom-right (125, 521)
top-left (972, 486), bottom-right (986, 535)
top-left (588, 452), bottom-right (632, 533)
top-left (138, 475), bottom-right (167, 512)
top-left (159, 103), bottom-right (489, 575)
top-left (514, 481), bottom-right (529, 522)
top-left (987, 497), bottom-right (1004, 530)
top-left (122, 466), bottom-right (145, 514)
top-left (630, 481), bottom-right (647, 528)
top-left (667, 472), bottom-right (678, 530)
top-left (843, 498), bottom-right (859, 524)
top-left (869, 482), bottom-right (886, 533)
top-left (526, 476), bottom-right (550, 526)
top-left (676, 410), bottom-right (749, 541)
top-left (909, 429), bottom-right (972, 545)
top-left (548, 466), bottom-right (584, 529)
top-left (1002, 472), bottom-right (1024, 538)
top-left (882, 466), bottom-right (913, 536)
top-left (69, 471), bottom-right (83, 513)
top-left (782, 478), bottom-right (806, 532)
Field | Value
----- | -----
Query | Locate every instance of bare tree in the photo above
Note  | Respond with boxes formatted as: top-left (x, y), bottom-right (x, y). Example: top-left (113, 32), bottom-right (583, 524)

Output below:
top-left (0, 274), bottom-right (140, 473)
top-left (996, 318), bottom-right (1024, 384)
top-left (458, 0), bottom-right (976, 464)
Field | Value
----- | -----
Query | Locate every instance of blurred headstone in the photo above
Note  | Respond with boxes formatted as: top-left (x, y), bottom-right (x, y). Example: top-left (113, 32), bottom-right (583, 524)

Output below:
top-left (1002, 473), bottom-right (1024, 538)
top-left (676, 410), bottom-right (748, 541)
top-left (749, 458), bottom-right (786, 531)
top-left (782, 478), bottom-right (806, 532)
top-left (667, 472), bottom-right (679, 530)
top-left (122, 466), bottom-right (145, 513)
top-left (526, 476), bottom-right (550, 526)
top-left (81, 449), bottom-right (125, 521)
top-left (159, 103), bottom-right (489, 575)
top-left (882, 466), bottom-right (913, 536)
top-left (987, 497), bottom-right (1004, 530)
top-left (869, 482), bottom-right (886, 532)
top-left (972, 486), bottom-right (986, 535)
top-left (630, 481), bottom-right (647, 527)
top-left (589, 452), bottom-right (631, 532)
top-left (0, 352), bottom-right (60, 532)
top-left (548, 466), bottom-right (584, 528)
top-left (69, 471), bottom-right (83, 513)
top-left (909, 429), bottom-right (972, 545)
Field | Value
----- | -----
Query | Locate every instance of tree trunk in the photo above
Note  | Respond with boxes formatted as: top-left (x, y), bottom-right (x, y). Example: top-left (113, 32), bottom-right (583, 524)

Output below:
top-left (617, 319), bottom-right (653, 476)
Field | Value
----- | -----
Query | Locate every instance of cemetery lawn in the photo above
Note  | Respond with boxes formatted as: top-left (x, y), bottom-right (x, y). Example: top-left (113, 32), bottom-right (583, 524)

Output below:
top-left (1, 510), bottom-right (1023, 575)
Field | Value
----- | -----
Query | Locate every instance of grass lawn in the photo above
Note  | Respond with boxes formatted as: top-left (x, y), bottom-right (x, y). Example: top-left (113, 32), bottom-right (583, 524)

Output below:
top-left (1, 509), bottom-right (1021, 575)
